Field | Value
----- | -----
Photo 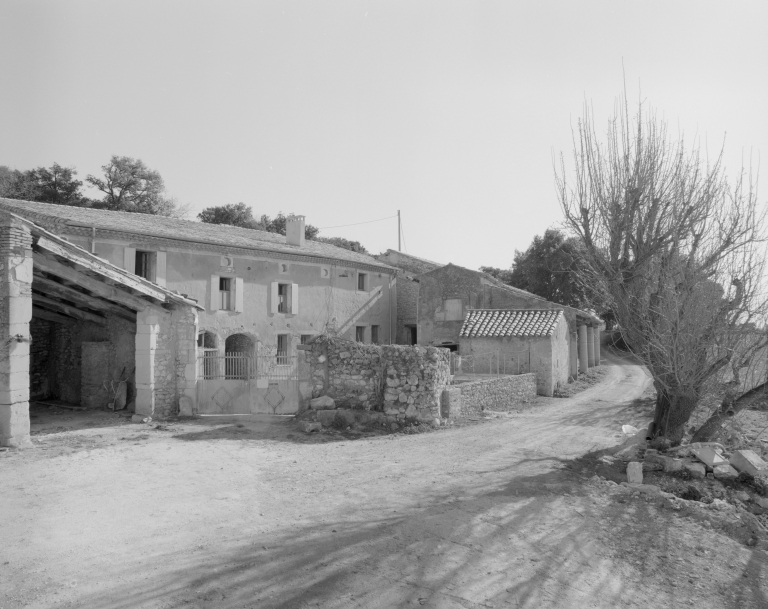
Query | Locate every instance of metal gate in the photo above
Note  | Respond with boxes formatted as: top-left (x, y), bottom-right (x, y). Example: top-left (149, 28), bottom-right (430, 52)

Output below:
top-left (196, 353), bottom-right (303, 415)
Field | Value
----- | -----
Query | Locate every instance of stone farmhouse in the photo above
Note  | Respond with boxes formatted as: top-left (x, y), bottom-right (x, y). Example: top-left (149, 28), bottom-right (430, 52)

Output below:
top-left (374, 249), bottom-right (442, 346)
top-left (0, 198), bottom-right (398, 447)
top-left (377, 261), bottom-right (602, 395)
top-left (459, 309), bottom-right (570, 396)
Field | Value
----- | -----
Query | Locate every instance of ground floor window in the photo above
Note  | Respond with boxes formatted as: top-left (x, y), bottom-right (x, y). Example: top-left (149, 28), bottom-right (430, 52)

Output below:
top-left (355, 326), bottom-right (365, 343)
top-left (277, 334), bottom-right (289, 364)
top-left (371, 325), bottom-right (379, 344)
top-left (300, 334), bottom-right (313, 344)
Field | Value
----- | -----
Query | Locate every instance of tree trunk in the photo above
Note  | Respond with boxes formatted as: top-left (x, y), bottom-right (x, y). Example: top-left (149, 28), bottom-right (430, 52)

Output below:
top-left (692, 382), bottom-right (768, 443)
top-left (653, 387), bottom-right (699, 445)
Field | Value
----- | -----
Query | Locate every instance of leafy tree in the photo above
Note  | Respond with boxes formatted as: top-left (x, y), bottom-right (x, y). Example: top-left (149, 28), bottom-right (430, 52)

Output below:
top-left (481, 229), bottom-right (594, 310)
top-left (86, 156), bottom-right (185, 217)
top-left (30, 163), bottom-right (89, 206)
top-left (198, 203), bottom-right (261, 229)
top-left (556, 93), bottom-right (767, 444)
top-left (315, 236), bottom-right (369, 254)
top-left (0, 163), bottom-right (90, 206)
top-left (0, 166), bottom-right (39, 200)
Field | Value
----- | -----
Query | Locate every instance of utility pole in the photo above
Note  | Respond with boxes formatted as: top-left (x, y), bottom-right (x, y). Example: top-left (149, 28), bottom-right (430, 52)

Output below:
top-left (398, 210), bottom-right (401, 252)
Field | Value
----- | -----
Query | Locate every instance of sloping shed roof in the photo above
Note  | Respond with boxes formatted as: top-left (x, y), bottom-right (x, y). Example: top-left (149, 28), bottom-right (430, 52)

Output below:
top-left (460, 309), bottom-right (563, 338)
top-left (0, 198), bottom-right (395, 272)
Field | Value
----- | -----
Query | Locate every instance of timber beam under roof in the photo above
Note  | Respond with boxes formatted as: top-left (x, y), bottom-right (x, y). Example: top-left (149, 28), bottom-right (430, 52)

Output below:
top-left (32, 273), bottom-right (136, 322)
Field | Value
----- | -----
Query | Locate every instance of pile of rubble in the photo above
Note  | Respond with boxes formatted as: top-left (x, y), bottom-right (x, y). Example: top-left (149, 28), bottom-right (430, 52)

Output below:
top-left (603, 426), bottom-right (768, 512)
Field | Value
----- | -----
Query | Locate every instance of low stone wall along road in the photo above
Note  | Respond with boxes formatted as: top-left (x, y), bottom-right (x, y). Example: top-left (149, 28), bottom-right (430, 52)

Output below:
top-left (3, 353), bottom-right (767, 608)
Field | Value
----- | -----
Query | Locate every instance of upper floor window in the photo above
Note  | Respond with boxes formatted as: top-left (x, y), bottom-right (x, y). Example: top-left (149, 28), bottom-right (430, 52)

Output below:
top-left (271, 282), bottom-right (298, 315)
top-left (358, 272), bottom-right (368, 291)
top-left (135, 251), bottom-right (154, 280)
top-left (443, 298), bottom-right (464, 321)
top-left (220, 277), bottom-right (232, 310)
top-left (278, 283), bottom-right (289, 313)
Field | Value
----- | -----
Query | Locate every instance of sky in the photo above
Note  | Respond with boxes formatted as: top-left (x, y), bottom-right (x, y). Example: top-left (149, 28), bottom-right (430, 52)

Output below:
top-left (1, 1), bottom-right (766, 270)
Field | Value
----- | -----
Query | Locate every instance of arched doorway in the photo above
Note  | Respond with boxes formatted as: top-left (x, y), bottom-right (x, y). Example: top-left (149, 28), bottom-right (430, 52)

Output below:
top-left (224, 333), bottom-right (255, 379)
top-left (197, 331), bottom-right (218, 379)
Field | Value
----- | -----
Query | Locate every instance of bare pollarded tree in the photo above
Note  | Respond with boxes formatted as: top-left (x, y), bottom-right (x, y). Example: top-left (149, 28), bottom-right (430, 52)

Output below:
top-left (555, 93), bottom-right (767, 444)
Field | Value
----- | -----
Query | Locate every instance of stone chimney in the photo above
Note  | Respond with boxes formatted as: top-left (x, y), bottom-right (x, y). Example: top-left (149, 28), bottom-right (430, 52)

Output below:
top-left (286, 214), bottom-right (305, 247)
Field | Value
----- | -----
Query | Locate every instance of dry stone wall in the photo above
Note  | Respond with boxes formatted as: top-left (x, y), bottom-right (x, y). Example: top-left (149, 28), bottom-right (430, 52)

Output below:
top-left (452, 373), bottom-right (536, 416)
top-left (305, 336), bottom-right (450, 422)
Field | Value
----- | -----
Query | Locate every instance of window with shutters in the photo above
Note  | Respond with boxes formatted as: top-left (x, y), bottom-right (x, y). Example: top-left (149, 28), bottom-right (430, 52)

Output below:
top-left (135, 251), bottom-right (154, 280)
top-left (277, 283), bottom-right (289, 313)
top-left (220, 277), bottom-right (232, 310)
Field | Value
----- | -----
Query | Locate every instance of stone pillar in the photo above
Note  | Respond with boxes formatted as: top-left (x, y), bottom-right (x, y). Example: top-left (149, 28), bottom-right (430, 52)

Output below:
top-left (587, 326), bottom-right (595, 367)
top-left (569, 331), bottom-right (578, 380)
top-left (175, 307), bottom-right (198, 416)
top-left (135, 308), bottom-right (159, 417)
top-left (578, 324), bottom-right (588, 374)
top-left (594, 327), bottom-right (601, 366)
top-left (0, 213), bottom-right (33, 448)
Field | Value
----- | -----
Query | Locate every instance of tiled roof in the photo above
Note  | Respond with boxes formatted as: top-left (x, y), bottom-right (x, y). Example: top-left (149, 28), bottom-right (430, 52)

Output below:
top-left (460, 309), bottom-right (563, 338)
top-left (0, 198), bottom-right (395, 272)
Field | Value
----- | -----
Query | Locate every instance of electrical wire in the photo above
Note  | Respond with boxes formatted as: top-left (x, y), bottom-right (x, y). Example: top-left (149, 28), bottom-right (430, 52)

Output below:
top-left (318, 215), bottom-right (397, 230)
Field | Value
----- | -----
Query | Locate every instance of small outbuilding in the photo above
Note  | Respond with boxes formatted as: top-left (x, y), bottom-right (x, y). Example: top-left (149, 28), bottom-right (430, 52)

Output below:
top-left (458, 309), bottom-right (570, 397)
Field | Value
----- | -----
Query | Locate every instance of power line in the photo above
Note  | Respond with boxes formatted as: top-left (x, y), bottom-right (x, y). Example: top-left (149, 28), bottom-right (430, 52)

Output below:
top-left (318, 214), bottom-right (397, 230)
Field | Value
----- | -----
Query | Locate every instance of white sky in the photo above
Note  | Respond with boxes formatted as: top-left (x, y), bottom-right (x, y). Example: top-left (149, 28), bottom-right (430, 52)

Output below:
top-left (1, 1), bottom-right (766, 270)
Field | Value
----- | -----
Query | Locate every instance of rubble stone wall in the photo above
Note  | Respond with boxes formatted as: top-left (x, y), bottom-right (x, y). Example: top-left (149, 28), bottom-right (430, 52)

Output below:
top-left (306, 336), bottom-right (451, 421)
top-left (455, 373), bottom-right (537, 415)
top-left (29, 317), bottom-right (52, 399)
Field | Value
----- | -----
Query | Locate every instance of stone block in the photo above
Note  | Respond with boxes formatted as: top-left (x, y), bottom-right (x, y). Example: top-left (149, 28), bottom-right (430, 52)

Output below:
top-left (729, 450), bottom-right (768, 477)
top-left (626, 462), bottom-right (643, 484)
top-left (178, 396), bottom-right (194, 417)
top-left (646, 454), bottom-right (682, 472)
top-left (682, 461), bottom-right (706, 479)
top-left (691, 446), bottom-right (727, 467)
top-left (0, 402), bottom-right (32, 448)
top-left (310, 395), bottom-right (335, 410)
top-left (713, 464), bottom-right (739, 479)
top-left (335, 409), bottom-right (356, 426)
top-left (404, 404), bottom-right (418, 419)
top-left (316, 410), bottom-right (338, 426)
top-left (131, 414), bottom-right (152, 423)
top-left (298, 421), bottom-right (322, 433)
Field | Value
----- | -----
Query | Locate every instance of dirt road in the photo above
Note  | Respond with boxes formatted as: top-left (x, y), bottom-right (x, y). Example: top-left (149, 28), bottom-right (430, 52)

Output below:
top-left (2, 353), bottom-right (767, 608)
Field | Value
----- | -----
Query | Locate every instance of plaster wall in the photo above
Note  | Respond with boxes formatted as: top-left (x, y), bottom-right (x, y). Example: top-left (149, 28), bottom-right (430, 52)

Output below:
top-left (417, 265), bottom-right (593, 365)
top-left (458, 315), bottom-right (569, 397)
top-left (76, 237), bottom-right (396, 356)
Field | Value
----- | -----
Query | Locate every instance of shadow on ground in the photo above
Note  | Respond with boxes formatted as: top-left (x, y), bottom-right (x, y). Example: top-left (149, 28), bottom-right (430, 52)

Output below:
top-left (68, 460), bottom-right (768, 609)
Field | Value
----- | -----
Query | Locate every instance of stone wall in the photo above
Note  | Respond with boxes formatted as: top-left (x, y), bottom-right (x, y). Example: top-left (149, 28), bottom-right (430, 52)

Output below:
top-left (40, 313), bottom-right (137, 407)
top-left (29, 317), bottom-right (52, 399)
top-left (305, 335), bottom-right (450, 422)
top-left (395, 276), bottom-right (418, 345)
top-left (452, 373), bottom-right (537, 416)
top-left (141, 304), bottom-right (198, 419)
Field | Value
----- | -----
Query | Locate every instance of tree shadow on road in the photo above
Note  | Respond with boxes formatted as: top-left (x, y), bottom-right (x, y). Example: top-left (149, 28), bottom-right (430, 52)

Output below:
top-left (68, 457), bottom-right (768, 609)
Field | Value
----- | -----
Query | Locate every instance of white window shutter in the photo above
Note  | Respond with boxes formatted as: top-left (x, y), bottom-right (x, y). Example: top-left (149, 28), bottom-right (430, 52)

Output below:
top-left (291, 283), bottom-right (299, 314)
top-left (124, 247), bottom-right (136, 273)
top-left (210, 274), bottom-right (220, 311)
top-left (155, 251), bottom-right (167, 287)
top-left (270, 282), bottom-right (279, 314)
top-left (234, 277), bottom-right (244, 313)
